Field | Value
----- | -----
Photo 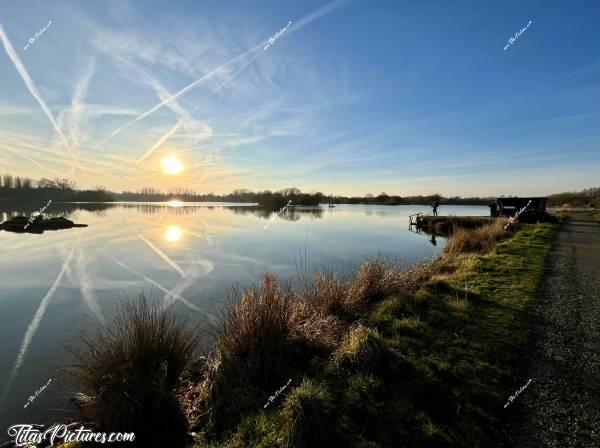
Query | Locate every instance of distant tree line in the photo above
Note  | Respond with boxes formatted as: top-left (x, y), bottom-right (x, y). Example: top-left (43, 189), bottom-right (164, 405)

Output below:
top-left (2, 171), bottom-right (597, 209)
top-left (0, 173), bottom-right (113, 202)
top-left (547, 187), bottom-right (599, 208)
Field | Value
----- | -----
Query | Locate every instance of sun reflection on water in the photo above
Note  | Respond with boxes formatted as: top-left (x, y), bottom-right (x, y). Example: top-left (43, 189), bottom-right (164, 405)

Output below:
top-left (165, 225), bottom-right (182, 242)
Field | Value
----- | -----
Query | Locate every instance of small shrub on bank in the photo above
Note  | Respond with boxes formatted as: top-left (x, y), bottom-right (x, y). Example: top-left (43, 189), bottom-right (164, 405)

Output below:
top-left (309, 271), bottom-right (350, 315)
top-left (282, 379), bottom-right (341, 448)
top-left (195, 274), bottom-right (345, 433)
top-left (444, 218), bottom-right (509, 254)
top-left (196, 274), bottom-right (298, 431)
top-left (64, 295), bottom-right (198, 447)
top-left (347, 259), bottom-right (388, 305)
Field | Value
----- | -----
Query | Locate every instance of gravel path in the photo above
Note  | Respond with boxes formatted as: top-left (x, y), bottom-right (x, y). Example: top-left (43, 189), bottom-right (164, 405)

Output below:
top-left (513, 213), bottom-right (600, 447)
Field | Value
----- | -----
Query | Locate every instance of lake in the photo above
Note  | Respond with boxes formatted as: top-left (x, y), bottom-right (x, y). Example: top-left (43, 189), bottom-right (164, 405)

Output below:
top-left (0, 202), bottom-right (488, 433)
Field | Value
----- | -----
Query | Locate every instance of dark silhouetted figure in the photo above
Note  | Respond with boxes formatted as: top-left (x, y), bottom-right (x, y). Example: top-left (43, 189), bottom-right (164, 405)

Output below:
top-left (431, 199), bottom-right (439, 216)
top-left (489, 201), bottom-right (498, 218)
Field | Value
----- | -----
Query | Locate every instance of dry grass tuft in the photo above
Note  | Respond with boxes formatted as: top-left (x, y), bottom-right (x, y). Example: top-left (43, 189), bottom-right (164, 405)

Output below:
top-left (330, 325), bottom-right (383, 373)
top-left (64, 295), bottom-right (197, 447)
top-left (447, 297), bottom-right (470, 313)
top-left (444, 219), bottom-right (509, 255)
top-left (195, 273), bottom-right (345, 431)
top-left (347, 259), bottom-right (397, 306)
top-left (308, 271), bottom-right (350, 315)
top-left (282, 379), bottom-right (338, 448)
top-left (386, 257), bottom-right (448, 294)
top-left (393, 317), bottom-right (423, 332)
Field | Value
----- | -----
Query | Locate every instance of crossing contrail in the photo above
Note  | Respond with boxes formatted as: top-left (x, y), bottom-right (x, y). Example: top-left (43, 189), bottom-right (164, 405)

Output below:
top-left (95, 0), bottom-right (346, 148)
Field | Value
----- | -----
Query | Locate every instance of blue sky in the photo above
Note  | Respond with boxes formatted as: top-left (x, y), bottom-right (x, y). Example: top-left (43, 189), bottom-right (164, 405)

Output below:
top-left (0, 0), bottom-right (598, 196)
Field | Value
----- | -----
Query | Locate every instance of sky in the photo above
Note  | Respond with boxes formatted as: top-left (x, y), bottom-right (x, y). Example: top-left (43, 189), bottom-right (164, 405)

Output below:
top-left (0, 0), bottom-right (598, 197)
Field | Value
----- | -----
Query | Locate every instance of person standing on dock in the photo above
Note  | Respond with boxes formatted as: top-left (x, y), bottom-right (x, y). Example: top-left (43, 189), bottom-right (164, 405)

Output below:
top-left (489, 200), bottom-right (498, 218)
top-left (431, 199), bottom-right (439, 216)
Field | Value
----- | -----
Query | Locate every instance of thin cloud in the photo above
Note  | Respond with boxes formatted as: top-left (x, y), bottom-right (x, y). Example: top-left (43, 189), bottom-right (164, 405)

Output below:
top-left (0, 143), bottom-right (64, 176)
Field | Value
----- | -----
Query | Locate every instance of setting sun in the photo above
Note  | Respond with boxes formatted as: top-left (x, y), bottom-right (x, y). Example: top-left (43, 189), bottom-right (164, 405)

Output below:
top-left (161, 156), bottom-right (183, 175)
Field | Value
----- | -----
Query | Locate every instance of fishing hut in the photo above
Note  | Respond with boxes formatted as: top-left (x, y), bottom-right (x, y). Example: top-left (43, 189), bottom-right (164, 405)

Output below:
top-left (495, 197), bottom-right (547, 217)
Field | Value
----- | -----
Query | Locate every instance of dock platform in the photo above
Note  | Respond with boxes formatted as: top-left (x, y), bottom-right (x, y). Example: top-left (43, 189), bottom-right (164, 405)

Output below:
top-left (409, 214), bottom-right (491, 234)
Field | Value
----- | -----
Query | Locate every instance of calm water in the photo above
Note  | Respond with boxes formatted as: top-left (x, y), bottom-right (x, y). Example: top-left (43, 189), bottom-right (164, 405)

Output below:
top-left (0, 202), bottom-right (487, 432)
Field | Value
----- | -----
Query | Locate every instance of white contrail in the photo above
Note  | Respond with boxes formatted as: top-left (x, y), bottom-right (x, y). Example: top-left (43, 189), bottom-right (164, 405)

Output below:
top-left (96, 0), bottom-right (345, 148)
top-left (286, 0), bottom-right (347, 36)
top-left (130, 121), bottom-right (182, 174)
top-left (0, 239), bottom-right (78, 407)
top-left (68, 57), bottom-right (96, 149)
top-left (212, 50), bottom-right (262, 93)
top-left (0, 22), bottom-right (70, 149)
top-left (133, 226), bottom-right (186, 277)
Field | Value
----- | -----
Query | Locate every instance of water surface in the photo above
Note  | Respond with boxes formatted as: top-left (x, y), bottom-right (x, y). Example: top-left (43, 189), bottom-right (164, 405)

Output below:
top-left (0, 202), bottom-right (487, 432)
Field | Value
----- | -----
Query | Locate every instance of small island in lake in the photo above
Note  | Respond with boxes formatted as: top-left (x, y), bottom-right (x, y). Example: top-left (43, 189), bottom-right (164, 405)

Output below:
top-left (0, 216), bottom-right (88, 234)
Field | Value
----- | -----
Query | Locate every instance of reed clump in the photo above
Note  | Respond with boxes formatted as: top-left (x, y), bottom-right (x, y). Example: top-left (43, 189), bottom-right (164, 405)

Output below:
top-left (281, 379), bottom-right (339, 448)
top-left (195, 273), bottom-right (349, 433)
top-left (64, 295), bottom-right (198, 447)
top-left (443, 218), bottom-right (509, 254)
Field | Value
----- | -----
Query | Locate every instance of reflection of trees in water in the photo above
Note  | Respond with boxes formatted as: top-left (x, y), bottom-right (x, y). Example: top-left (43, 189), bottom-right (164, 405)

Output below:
top-left (279, 207), bottom-right (322, 222)
top-left (0, 202), bottom-right (114, 222)
top-left (229, 206), bottom-right (270, 218)
top-left (0, 202), bottom-right (325, 223)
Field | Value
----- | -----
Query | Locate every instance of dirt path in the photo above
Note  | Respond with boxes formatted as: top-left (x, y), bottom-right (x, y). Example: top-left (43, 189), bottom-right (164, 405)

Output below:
top-left (513, 213), bottom-right (600, 447)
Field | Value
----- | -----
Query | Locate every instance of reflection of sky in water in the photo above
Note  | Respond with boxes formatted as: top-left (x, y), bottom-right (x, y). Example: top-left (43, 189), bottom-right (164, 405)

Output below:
top-left (0, 202), bottom-right (487, 430)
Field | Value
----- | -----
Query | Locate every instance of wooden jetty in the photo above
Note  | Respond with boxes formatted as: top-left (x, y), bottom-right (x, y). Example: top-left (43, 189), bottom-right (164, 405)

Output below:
top-left (409, 214), bottom-right (491, 234)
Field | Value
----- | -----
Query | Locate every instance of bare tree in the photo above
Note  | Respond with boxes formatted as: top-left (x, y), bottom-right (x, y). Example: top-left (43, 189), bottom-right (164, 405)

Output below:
top-left (37, 178), bottom-right (57, 188)
top-left (54, 178), bottom-right (77, 190)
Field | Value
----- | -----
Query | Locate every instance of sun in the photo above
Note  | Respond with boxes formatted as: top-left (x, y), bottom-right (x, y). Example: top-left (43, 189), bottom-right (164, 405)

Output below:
top-left (161, 156), bottom-right (183, 175)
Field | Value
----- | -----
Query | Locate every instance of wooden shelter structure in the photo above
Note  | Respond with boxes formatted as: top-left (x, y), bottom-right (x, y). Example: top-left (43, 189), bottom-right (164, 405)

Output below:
top-left (495, 197), bottom-right (547, 217)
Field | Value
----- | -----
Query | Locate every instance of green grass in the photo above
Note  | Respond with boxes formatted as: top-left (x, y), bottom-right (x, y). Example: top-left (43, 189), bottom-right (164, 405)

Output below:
top-left (188, 223), bottom-right (557, 447)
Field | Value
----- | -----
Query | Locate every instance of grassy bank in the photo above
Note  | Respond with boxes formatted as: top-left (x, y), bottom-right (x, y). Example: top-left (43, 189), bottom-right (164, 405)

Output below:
top-left (60, 219), bottom-right (558, 448)
top-left (186, 221), bottom-right (556, 447)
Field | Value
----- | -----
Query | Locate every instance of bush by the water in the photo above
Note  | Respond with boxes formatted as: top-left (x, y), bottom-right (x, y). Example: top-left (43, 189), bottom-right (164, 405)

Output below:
top-left (64, 295), bottom-right (198, 447)
top-left (443, 218), bottom-right (509, 254)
